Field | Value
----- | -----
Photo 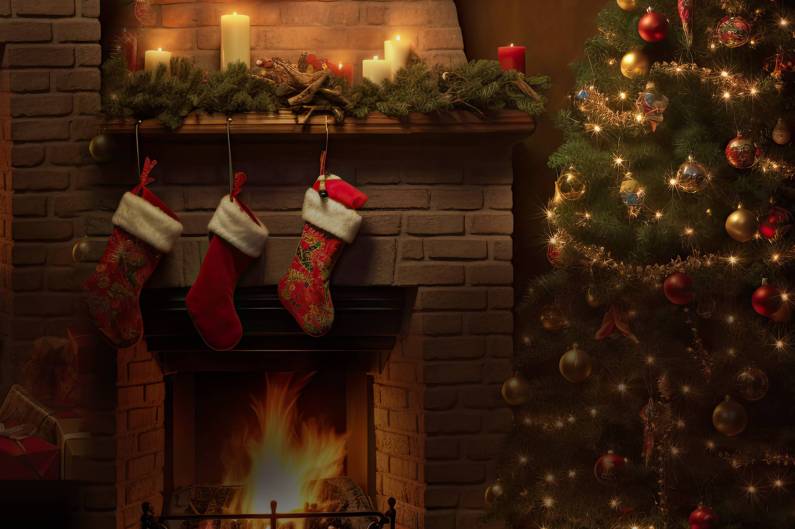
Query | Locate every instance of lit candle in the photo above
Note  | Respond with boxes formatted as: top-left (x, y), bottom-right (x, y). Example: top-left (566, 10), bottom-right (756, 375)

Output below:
top-left (362, 55), bottom-right (390, 85)
top-left (498, 43), bottom-right (526, 73)
top-left (144, 47), bottom-right (171, 73)
top-left (220, 12), bottom-right (250, 70)
top-left (384, 34), bottom-right (411, 79)
top-left (332, 62), bottom-right (354, 85)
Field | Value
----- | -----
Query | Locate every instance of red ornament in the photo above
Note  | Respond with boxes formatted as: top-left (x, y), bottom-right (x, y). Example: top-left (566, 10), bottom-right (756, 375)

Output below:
top-left (752, 281), bottom-right (783, 318)
top-left (547, 242), bottom-right (562, 267)
top-left (759, 206), bottom-right (792, 240)
top-left (725, 134), bottom-right (760, 169)
top-left (678, 0), bottom-right (693, 46)
top-left (638, 9), bottom-right (669, 43)
top-left (664, 272), bottom-right (694, 305)
top-left (716, 15), bottom-right (752, 48)
top-left (689, 505), bottom-right (718, 529)
top-left (594, 451), bottom-right (627, 483)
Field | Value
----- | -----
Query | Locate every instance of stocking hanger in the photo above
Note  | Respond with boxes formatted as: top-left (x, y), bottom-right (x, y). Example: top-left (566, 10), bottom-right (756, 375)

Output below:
top-left (226, 117), bottom-right (234, 200)
top-left (317, 115), bottom-right (330, 199)
top-left (134, 120), bottom-right (143, 177)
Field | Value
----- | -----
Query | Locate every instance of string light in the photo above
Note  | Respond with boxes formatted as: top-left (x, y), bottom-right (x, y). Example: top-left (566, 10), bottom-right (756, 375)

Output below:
top-left (542, 496), bottom-right (555, 508)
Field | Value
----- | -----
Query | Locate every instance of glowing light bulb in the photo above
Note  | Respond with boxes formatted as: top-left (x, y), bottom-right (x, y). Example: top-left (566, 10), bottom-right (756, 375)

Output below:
top-left (618, 92), bottom-right (627, 100)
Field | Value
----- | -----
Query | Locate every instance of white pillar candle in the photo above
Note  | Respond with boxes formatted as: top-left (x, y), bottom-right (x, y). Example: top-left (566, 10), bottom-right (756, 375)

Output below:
top-left (144, 48), bottom-right (171, 73)
top-left (220, 12), bottom-right (250, 70)
top-left (384, 34), bottom-right (411, 79)
top-left (362, 55), bottom-right (390, 85)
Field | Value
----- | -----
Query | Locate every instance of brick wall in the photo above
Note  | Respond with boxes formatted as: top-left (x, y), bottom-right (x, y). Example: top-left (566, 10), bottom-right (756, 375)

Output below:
top-left (131, 0), bottom-right (466, 76)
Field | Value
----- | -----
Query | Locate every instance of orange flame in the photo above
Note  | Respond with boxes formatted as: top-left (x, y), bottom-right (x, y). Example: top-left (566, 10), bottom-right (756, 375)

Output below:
top-left (222, 373), bottom-right (346, 528)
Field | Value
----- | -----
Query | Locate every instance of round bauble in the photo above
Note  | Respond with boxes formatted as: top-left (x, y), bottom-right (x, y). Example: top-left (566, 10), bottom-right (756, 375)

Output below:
top-left (619, 174), bottom-right (645, 208)
top-left (501, 374), bottom-right (531, 406)
top-left (752, 281), bottom-right (783, 318)
top-left (540, 305), bottom-right (568, 332)
top-left (593, 451), bottom-right (627, 484)
top-left (689, 504), bottom-right (718, 529)
top-left (559, 343), bottom-right (593, 383)
top-left (638, 9), bottom-right (669, 43)
top-left (759, 206), bottom-right (792, 240)
top-left (555, 167), bottom-right (586, 201)
top-left (736, 367), bottom-right (769, 402)
top-left (724, 207), bottom-right (756, 242)
top-left (716, 15), bottom-right (752, 48)
top-left (663, 272), bottom-right (694, 305)
top-left (772, 117), bottom-right (791, 145)
top-left (89, 133), bottom-right (116, 163)
top-left (616, 0), bottom-right (637, 10)
top-left (725, 134), bottom-right (759, 169)
top-left (71, 236), bottom-right (91, 263)
top-left (712, 396), bottom-right (748, 437)
top-left (674, 158), bottom-right (709, 193)
top-left (620, 50), bottom-right (650, 79)
top-left (636, 85), bottom-right (669, 131)
top-left (484, 480), bottom-right (505, 506)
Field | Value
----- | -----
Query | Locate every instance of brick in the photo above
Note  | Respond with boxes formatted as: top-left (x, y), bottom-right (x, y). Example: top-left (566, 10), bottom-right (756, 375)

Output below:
top-left (127, 359), bottom-right (162, 385)
top-left (425, 488), bottom-right (459, 509)
top-left (197, 27), bottom-right (219, 50)
top-left (378, 386), bottom-right (407, 409)
top-left (0, 0), bottom-right (9, 15)
top-left (425, 512), bottom-right (456, 529)
top-left (406, 214), bottom-right (463, 235)
top-left (389, 456), bottom-right (417, 480)
top-left (425, 412), bottom-right (482, 434)
top-left (12, 119), bottom-right (70, 141)
top-left (420, 313), bottom-right (462, 336)
top-left (69, 458), bottom-right (115, 482)
top-left (335, 237), bottom-right (396, 285)
top-left (13, 195), bottom-right (47, 216)
top-left (161, 4), bottom-right (197, 27)
top-left (140, 28), bottom-right (193, 50)
top-left (424, 388), bottom-right (457, 410)
top-left (75, 44), bottom-right (101, 65)
top-left (420, 28), bottom-right (464, 51)
top-left (47, 267), bottom-right (78, 290)
top-left (396, 263), bottom-right (463, 286)
top-left (424, 336), bottom-right (484, 359)
top-left (55, 68), bottom-right (100, 91)
top-left (14, 293), bottom-right (73, 315)
top-left (427, 463), bottom-right (485, 484)
top-left (360, 213), bottom-right (401, 235)
top-left (492, 239), bottom-right (512, 261)
top-left (425, 438), bottom-right (459, 461)
top-left (484, 409), bottom-right (514, 433)
top-left (138, 429), bottom-right (164, 453)
top-left (11, 94), bottom-right (72, 117)
top-left (466, 311), bottom-right (513, 334)
top-left (468, 213), bottom-right (513, 235)
top-left (13, 219), bottom-right (72, 240)
top-left (400, 239), bottom-right (423, 260)
top-left (53, 19), bottom-right (100, 42)
top-left (364, 5), bottom-right (387, 24)
top-left (4, 45), bottom-right (74, 67)
top-left (11, 144), bottom-right (44, 167)
top-left (460, 386), bottom-right (503, 410)
top-left (74, 92), bottom-right (101, 114)
top-left (9, 71), bottom-right (50, 93)
top-left (12, 245), bottom-right (46, 265)
top-left (467, 263), bottom-right (512, 286)
top-left (374, 409), bottom-right (388, 430)
top-left (83, 486), bottom-right (115, 510)
top-left (425, 239), bottom-right (487, 260)
top-left (430, 189), bottom-right (483, 210)
top-left (14, 0), bottom-right (74, 16)
top-left (465, 165), bottom-right (513, 184)
top-left (362, 188), bottom-right (429, 210)
top-left (48, 142), bottom-right (88, 165)
top-left (118, 386), bottom-right (145, 409)
top-left (417, 287), bottom-right (487, 310)
top-left (127, 453), bottom-right (156, 480)
top-left (13, 168), bottom-right (70, 190)
top-left (0, 21), bottom-right (51, 42)
top-left (425, 363), bottom-right (482, 384)
top-left (81, 0), bottom-right (99, 17)
top-left (488, 336), bottom-right (513, 358)
top-left (12, 268), bottom-right (42, 291)
top-left (402, 168), bottom-right (462, 184)
top-left (485, 186), bottom-right (512, 209)
top-left (356, 168), bottom-right (399, 185)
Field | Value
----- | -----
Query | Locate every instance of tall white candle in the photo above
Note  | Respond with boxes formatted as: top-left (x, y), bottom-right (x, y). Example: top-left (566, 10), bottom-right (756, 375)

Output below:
top-left (144, 48), bottom-right (171, 73)
top-left (362, 55), bottom-right (390, 85)
top-left (220, 12), bottom-right (250, 70)
top-left (384, 34), bottom-right (411, 79)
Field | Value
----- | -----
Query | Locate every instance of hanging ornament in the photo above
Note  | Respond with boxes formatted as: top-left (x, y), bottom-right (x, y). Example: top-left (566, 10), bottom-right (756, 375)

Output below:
top-left (736, 367), bottom-right (769, 402)
top-left (71, 236), bottom-right (91, 263)
top-left (663, 272), bottom-right (694, 305)
top-left (689, 505), bottom-right (718, 529)
top-left (712, 395), bottom-right (748, 437)
top-left (772, 117), bottom-right (791, 145)
top-left (593, 451), bottom-right (627, 484)
top-left (586, 285), bottom-right (603, 308)
top-left (575, 88), bottom-right (590, 101)
top-left (559, 343), bottom-right (593, 383)
top-left (725, 133), bottom-right (760, 169)
top-left (620, 49), bottom-right (650, 79)
top-left (639, 399), bottom-right (672, 465)
top-left (751, 279), bottom-right (783, 318)
top-left (678, 0), bottom-right (693, 47)
top-left (673, 157), bottom-right (709, 193)
top-left (547, 242), bottom-right (562, 267)
top-left (89, 134), bottom-right (116, 163)
top-left (765, 51), bottom-right (795, 86)
top-left (555, 167), bottom-right (587, 201)
top-left (616, 0), bottom-right (637, 10)
top-left (759, 206), bottom-right (792, 240)
top-left (595, 305), bottom-right (639, 343)
top-left (484, 480), bottom-right (505, 506)
top-left (540, 305), bottom-right (569, 332)
top-left (619, 173), bottom-right (645, 217)
top-left (501, 374), bottom-right (531, 406)
top-left (724, 207), bottom-right (756, 242)
top-left (716, 16), bottom-right (752, 48)
top-left (638, 8), bottom-right (669, 43)
top-left (635, 82), bottom-right (669, 132)
top-left (133, 0), bottom-right (156, 26)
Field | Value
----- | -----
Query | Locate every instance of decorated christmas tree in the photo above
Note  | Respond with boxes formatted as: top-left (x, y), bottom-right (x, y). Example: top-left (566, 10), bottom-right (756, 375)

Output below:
top-left (491, 1), bottom-right (795, 528)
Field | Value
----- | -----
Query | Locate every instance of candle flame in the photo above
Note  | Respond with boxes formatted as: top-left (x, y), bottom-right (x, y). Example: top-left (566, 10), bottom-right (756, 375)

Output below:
top-left (374, 55), bottom-right (379, 60)
top-left (157, 47), bottom-right (162, 51)
top-left (510, 43), bottom-right (515, 47)
top-left (396, 35), bottom-right (401, 41)
top-left (338, 63), bottom-right (343, 69)
top-left (233, 11), bottom-right (237, 15)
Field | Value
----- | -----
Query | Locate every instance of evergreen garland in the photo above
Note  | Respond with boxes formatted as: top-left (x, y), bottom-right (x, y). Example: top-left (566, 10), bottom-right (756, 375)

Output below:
top-left (101, 55), bottom-right (549, 129)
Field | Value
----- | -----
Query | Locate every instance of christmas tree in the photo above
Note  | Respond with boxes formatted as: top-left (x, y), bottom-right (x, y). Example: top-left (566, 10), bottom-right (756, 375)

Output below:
top-left (491, 1), bottom-right (795, 528)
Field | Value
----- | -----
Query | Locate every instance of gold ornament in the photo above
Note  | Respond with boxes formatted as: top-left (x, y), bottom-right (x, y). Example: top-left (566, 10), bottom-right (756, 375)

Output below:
top-left (501, 374), bottom-right (531, 406)
top-left (88, 133), bottom-right (116, 163)
top-left (724, 207), bottom-right (757, 242)
top-left (620, 50), bottom-right (650, 79)
top-left (559, 343), bottom-right (593, 383)
top-left (673, 158), bottom-right (709, 193)
top-left (712, 396), bottom-right (748, 437)
top-left (71, 236), bottom-right (91, 263)
top-left (555, 167), bottom-right (586, 201)
top-left (772, 117), bottom-right (791, 145)
top-left (736, 368), bottom-right (769, 402)
top-left (484, 480), bottom-right (505, 506)
top-left (616, 0), bottom-right (637, 10)
top-left (540, 305), bottom-right (568, 332)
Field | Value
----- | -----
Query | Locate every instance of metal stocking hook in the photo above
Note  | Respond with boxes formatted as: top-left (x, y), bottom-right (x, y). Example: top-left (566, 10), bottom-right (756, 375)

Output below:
top-left (318, 115), bottom-right (330, 199)
top-left (226, 117), bottom-right (234, 200)
top-left (134, 120), bottom-right (142, 177)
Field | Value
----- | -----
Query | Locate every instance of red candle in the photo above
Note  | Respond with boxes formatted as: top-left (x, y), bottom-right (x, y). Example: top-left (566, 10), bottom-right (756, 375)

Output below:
top-left (498, 43), bottom-right (526, 73)
top-left (332, 62), bottom-right (354, 85)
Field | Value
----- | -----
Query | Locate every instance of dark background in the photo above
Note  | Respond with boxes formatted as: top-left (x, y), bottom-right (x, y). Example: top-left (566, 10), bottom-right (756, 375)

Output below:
top-left (455, 0), bottom-right (604, 289)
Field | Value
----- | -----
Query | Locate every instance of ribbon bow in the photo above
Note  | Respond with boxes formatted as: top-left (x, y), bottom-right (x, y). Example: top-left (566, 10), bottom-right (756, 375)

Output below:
top-left (595, 305), bottom-right (639, 344)
top-left (231, 171), bottom-right (247, 201)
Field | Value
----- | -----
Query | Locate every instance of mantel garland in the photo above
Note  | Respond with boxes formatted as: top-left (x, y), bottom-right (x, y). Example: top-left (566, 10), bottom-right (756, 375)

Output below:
top-left (101, 54), bottom-right (550, 130)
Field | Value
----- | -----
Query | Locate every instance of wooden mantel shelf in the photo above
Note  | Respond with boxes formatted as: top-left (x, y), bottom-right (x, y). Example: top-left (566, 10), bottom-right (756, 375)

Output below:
top-left (103, 109), bottom-right (536, 137)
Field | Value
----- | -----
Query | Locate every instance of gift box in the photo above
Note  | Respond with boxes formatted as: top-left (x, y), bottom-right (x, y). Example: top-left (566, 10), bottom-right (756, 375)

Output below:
top-left (0, 432), bottom-right (59, 480)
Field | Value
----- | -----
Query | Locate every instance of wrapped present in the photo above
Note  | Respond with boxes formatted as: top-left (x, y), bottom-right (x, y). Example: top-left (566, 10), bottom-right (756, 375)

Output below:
top-left (0, 423), bottom-right (59, 479)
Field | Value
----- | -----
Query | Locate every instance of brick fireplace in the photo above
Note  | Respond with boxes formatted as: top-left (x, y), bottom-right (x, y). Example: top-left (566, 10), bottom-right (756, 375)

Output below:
top-left (1, 2), bottom-right (533, 529)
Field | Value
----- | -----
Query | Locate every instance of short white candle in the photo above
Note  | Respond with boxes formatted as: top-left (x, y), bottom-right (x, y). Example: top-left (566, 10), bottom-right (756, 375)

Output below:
top-left (220, 12), bottom-right (250, 70)
top-left (362, 55), bottom-right (390, 84)
top-left (144, 47), bottom-right (171, 73)
top-left (384, 34), bottom-right (411, 79)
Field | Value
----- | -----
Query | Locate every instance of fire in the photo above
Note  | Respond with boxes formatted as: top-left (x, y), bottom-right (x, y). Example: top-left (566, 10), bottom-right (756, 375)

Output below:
top-left (222, 373), bottom-right (347, 527)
